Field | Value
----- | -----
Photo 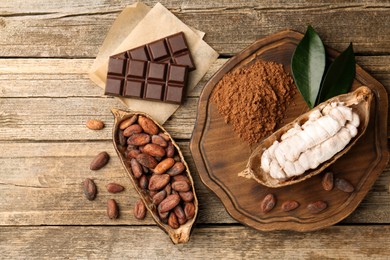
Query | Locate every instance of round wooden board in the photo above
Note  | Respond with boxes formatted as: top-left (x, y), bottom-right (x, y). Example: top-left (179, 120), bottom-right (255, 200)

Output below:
top-left (190, 30), bottom-right (389, 232)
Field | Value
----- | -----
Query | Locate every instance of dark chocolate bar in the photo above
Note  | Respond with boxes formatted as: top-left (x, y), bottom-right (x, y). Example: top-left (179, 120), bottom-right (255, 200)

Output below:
top-left (105, 59), bottom-right (188, 104)
top-left (111, 32), bottom-right (195, 71)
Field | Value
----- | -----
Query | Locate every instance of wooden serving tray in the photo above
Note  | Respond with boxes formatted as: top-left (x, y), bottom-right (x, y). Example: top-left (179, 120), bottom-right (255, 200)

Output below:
top-left (190, 30), bottom-right (389, 231)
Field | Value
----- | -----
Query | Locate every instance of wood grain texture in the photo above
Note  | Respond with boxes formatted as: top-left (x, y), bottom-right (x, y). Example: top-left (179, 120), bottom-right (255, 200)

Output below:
top-left (1, 225), bottom-right (390, 259)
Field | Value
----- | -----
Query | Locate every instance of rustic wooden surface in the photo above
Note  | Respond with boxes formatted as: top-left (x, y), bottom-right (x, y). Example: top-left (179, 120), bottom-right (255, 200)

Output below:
top-left (0, 0), bottom-right (389, 258)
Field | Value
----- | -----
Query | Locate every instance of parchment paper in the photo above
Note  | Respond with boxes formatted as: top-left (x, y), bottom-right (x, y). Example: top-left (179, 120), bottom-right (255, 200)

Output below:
top-left (89, 2), bottom-right (219, 124)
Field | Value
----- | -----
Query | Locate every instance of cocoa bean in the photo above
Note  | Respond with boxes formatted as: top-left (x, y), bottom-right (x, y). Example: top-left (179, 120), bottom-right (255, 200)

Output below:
top-left (307, 201), bottom-right (327, 213)
top-left (130, 158), bottom-right (143, 178)
top-left (138, 116), bottom-right (159, 135)
top-left (142, 165), bottom-right (149, 174)
top-left (139, 145), bottom-right (145, 153)
top-left (152, 135), bottom-right (168, 147)
top-left (148, 174), bottom-right (170, 191)
top-left (157, 204), bottom-right (169, 223)
top-left (139, 175), bottom-right (148, 190)
top-left (184, 202), bottom-right (195, 220)
top-left (123, 124), bottom-right (143, 137)
top-left (168, 212), bottom-right (180, 229)
top-left (261, 194), bottom-right (276, 213)
top-left (83, 178), bottom-right (97, 200)
top-left (166, 142), bottom-right (175, 158)
top-left (164, 183), bottom-right (172, 195)
top-left (90, 151), bottom-right (110, 170)
top-left (167, 162), bottom-right (185, 176)
top-left (118, 130), bottom-right (127, 146)
top-left (179, 191), bottom-right (194, 202)
top-left (149, 190), bottom-right (157, 198)
top-left (107, 199), bottom-right (119, 219)
top-left (136, 153), bottom-right (158, 169)
top-left (134, 199), bottom-right (146, 220)
top-left (154, 158), bottom-right (175, 174)
top-left (335, 178), bottom-right (355, 193)
top-left (159, 194), bottom-right (180, 213)
top-left (173, 155), bottom-right (181, 162)
top-left (281, 200), bottom-right (299, 212)
top-left (322, 172), bottom-right (334, 191)
top-left (127, 133), bottom-right (151, 146)
top-left (86, 119), bottom-right (104, 130)
top-left (159, 133), bottom-right (170, 141)
top-left (172, 180), bottom-right (190, 192)
top-left (174, 205), bottom-right (186, 220)
top-left (152, 190), bottom-right (167, 206)
top-left (106, 183), bottom-right (125, 193)
top-left (143, 143), bottom-right (166, 157)
top-left (119, 115), bottom-right (137, 130)
top-left (128, 149), bottom-right (141, 159)
top-left (173, 175), bottom-right (191, 185)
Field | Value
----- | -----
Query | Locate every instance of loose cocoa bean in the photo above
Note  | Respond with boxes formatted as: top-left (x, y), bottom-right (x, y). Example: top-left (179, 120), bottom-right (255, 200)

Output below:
top-left (86, 119), bottom-right (105, 130)
top-left (139, 175), bottom-right (148, 190)
top-left (106, 183), bottom-right (125, 193)
top-left (154, 158), bottom-right (175, 174)
top-left (83, 178), bottom-right (97, 200)
top-left (335, 178), bottom-right (355, 193)
top-left (152, 135), bottom-right (168, 147)
top-left (134, 199), bottom-right (146, 220)
top-left (307, 201), bottom-right (327, 213)
top-left (322, 172), bottom-right (334, 191)
top-left (138, 116), bottom-right (159, 135)
top-left (136, 153), bottom-right (158, 169)
top-left (261, 194), bottom-right (276, 213)
top-left (148, 174), bottom-right (170, 191)
top-left (127, 133), bottom-right (151, 146)
top-left (118, 130), bottom-right (127, 146)
top-left (164, 183), bottom-right (172, 195)
top-left (123, 124), bottom-right (143, 137)
top-left (90, 151), bottom-right (110, 170)
top-left (184, 202), bottom-right (195, 220)
top-left (173, 175), bottom-right (191, 185)
top-left (152, 190), bottom-right (167, 206)
top-left (179, 191), bottom-right (194, 202)
top-left (143, 143), bottom-right (166, 157)
top-left (130, 158), bottom-right (143, 178)
top-left (159, 194), bottom-right (181, 213)
top-left (281, 200), bottom-right (299, 212)
top-left (119, 115), bottom-right (137, 130)
top-left (107, 199), bottom-right (119, 219)
top-left (159, 133), bottom-right (170, 141)
top-left (167, 162), bottom-right (185, 176)
top-left (172, 180), bottom-right (190, 192)
top-left (158, 204), bottom-right (169, 223)
top-left (168, 212), bottom-right (180, 229)
top-left (166, 142), bottom-right (175, 158)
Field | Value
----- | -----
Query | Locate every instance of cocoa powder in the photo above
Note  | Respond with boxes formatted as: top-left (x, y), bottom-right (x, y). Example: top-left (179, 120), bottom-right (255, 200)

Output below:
top-left (212, 59), bottom-right (295, 144)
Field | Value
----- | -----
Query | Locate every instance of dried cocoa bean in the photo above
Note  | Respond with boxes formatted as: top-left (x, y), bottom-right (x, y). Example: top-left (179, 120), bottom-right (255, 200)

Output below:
top-left (159, 133), bottom-right (170, 141)
top-left (134, 199), bottom-right (146, 220)
top-left (127, 133), bottom-right (151, 146)
top-left (335, 178), bottom-right (355, 193)
top-left (184, 202), bottom-right (195, 220)
top-left (149, 190), bottom-right (157, 198)
top-left (173, 175), bottom-right (191, 185)
top-left (143, 143), bottom-right (166, 157)
top-left (179, 191), bottom-right (194, 202)
top-left (174, 205), bottom-right (186, 221)
top-left (166, 142), bottom-right (175, 158)
top-left (136, 153), bottom-right (158, 169)
top-left (106, 183), bottom-right (125, 193)
top-left (119, 115), bottom-right (137, 130)
top-left (83, 178), bottom-right (97, 200)
top-left (138, 116), bottom-right (159, 135)
top-left (139, 145), bottom-right (145, 153)
top-left (307, 201), bottom-right (327, 213)
top-left (159, 194), bottom-right (180, 213)
top-left (139, 175), bottom-right (148, 190)
top-left (123, 124), bottom-right (143, 137)
top-left (168, 212), bottom-right (180, 229)
top-left (158, 204), bottom-right (169, 223)
top-left (130, 158), bottom-right (143, 178)
top-left (127, 149), bottom-right (141, 159)
top-left (118, 130), bottom-right (127, 146)
top-left (167, 162), bottom-right (185, 176)
top-left (281, 200), bottom-right (299, 212)
top-left (107, 199), bottom-right (119, 219)
top-left (261, 194), bottom-right (276, 213)
top-left (152, 190), bottom-right (167, 206)
top-left (152, 135), bottom-right (168, 147)
top-left (164, 184), bottom-right (172, 195)
top-left (90, 151), bottom-right (110, 170)
top-left (172, 180), bottom-right (190, 192)
top-left (173, 155), bottom-right (181, 162)
top-left (86, 119), bottom-right (105, 130)
top-left (148, 174), bottom-right (170, 191)
top-left (142, 165), bottom-right (149, 174)
top-left (322, 172), bottom-right (334, 191)
top-left (154, 158), bottom-right (175, 174)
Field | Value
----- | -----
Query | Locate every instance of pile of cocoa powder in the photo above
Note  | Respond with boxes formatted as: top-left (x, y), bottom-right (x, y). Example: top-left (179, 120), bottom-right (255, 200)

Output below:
top-left (212, 59), bottom-right (296, 144)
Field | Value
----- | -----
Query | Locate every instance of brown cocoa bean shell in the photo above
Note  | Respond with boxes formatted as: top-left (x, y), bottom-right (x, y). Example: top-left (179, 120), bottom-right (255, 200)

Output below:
top-left (136, 153), bottom-right (158, 169)
top-left (261, 194), bottom-right (276, 213)
top-left (148, 174), bottom-right (170, 191)
top-left (138, 116), bottom-right (159, 135)
top-left (335, 178), bottom-right (355, 193)
top-left (322, 172), bottom-right (334, 191)
top-left (86, 119), bottom-right (105, 130)
top-left (167, 162), bottom-right (185, 176)
top-left (184, 202), bottom-right (195, 220)
top-left (123, 124), bottom-right (143, 137)
top-left (106, 183), bottom-right (125, 193)
top-left (166, 142), bottom-right (175, 158)
top-left (179, 191), bottom-right (194, 202)
top-left (139, 175), bottom-right (148, 190)
top-left (152, 190), bottom-right (167, 206)
top-left (143, 143), bottom-right (166, 157)
top-left (130, 158), bottom-right (143, 178)
top-left (152, 135), bottom-right (168, 147)
top-left (154, 158), bottom-right (175, 174)
top-left (107, 199), bottom-right (119, 219)
top-left (119, 115), bottom-right (137, 130)
top-left (172, 181), bottom-right (190, 192)
top-left (83, 178), bottom-right (97, 200)
top-left (90, 151), bottom-right (110, 170)
top-left (127, 133), bottom-right (151, 146)
top-left (281, 200), bottom-right (299, 212)
top-left (168, 212), bottom-right (180, 229)
top-left (134, 199), bottom-right (146, 220)
top-left (159, 194), bottom-right (181, 213)
top-left (307, 201), bottom-right (327, 213)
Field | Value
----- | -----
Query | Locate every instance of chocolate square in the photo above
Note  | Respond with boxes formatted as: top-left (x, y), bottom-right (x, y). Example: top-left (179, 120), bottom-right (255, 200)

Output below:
top-left (127, 60), bottom-right (147, 78)
top-left (123, 80), bottom-right (144, 98)
top-left (105, 77), bottom-right (123, 96)
top-left (165, 85), bottom-right (184, 103)
top-left (145, 82), bottom-right (164, 100)
top-left (168, 64), bottom-right (187, 84)
top-left (147, 63), bottom-right (167, 81)
top-left (128, 46), bottom-right (149, 61)
top-left (173, 52), bottom-right (195, 70)
top-left (108, 58), bottom-right (126, 76)
top-left (148, 40), bottom-right (169, 61)
top-left (167, 33), bottom-right (188, 54)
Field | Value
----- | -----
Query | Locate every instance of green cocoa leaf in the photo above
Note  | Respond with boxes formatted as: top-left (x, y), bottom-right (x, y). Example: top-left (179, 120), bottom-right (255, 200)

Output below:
top-left (316, 43), bottom-right (356, 104)
top-left (291, 26), bottom-right (326, 108)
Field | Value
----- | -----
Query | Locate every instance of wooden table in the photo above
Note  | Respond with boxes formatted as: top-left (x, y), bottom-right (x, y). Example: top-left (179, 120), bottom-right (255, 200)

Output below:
top-left (1, 1), bottom-right (389, 258)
